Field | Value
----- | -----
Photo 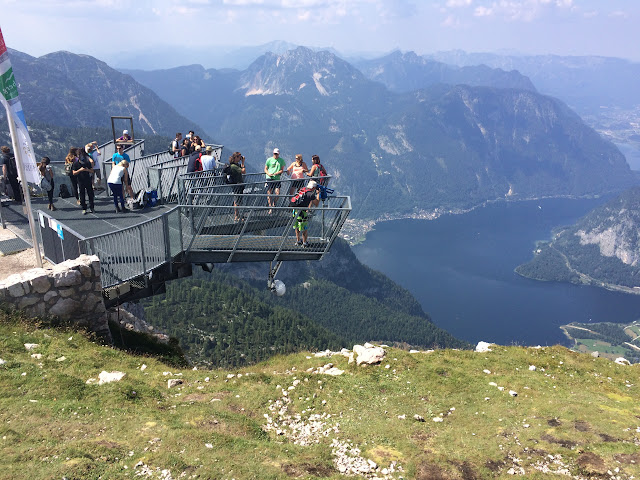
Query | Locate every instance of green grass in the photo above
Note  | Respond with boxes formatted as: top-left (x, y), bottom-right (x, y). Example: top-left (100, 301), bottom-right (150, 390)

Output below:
top-left (1, 312), bottom-right (640, 479)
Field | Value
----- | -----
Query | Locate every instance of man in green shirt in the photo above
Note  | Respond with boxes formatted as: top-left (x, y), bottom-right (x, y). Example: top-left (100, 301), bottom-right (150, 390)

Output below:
top-left (264, 148), bottom-right (285, 213)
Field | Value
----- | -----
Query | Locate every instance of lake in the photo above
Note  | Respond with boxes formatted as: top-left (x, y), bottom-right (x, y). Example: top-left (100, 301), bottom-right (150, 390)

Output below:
top-left (353, 198), bottom-right (640, 346)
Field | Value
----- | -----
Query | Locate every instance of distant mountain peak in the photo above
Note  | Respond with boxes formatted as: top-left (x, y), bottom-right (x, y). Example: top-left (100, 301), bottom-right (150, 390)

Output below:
top-left (238, 47), bottom-right (364, 98)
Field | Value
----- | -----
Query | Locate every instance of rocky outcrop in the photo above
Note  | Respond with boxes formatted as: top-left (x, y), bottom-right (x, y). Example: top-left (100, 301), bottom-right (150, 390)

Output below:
top-left (0, 255), bottom-right (112, 342)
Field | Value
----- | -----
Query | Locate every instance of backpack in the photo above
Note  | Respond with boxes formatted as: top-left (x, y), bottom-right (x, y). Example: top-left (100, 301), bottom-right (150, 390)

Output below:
top-left (192, 153), bottom-right (203, 172)
top-left (290, 187), bottom-right (311, 208)
top-left (58, 184), bottom-right (71, 198)
top-left (130, 190), bottom-right (150, 209)
top-left (317, 164), bottom-right (327, 177)
top-left (222, 163), bottom-right (236, 184)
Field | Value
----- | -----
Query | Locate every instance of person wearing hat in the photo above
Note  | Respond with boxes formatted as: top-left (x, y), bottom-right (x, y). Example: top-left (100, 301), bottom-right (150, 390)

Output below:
top-left (292, 179), bottom-right (320, 248)
top-left (117, 129), bottom-right (132, 143)
top-left (264, 147), bottom-right (285, 213)
top-left (201, 145), bottom-right (218, 171)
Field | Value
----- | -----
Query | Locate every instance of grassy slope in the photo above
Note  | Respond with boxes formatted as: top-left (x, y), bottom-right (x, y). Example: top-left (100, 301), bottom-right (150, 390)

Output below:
top-left (1, 313), bottom-right (639, 479)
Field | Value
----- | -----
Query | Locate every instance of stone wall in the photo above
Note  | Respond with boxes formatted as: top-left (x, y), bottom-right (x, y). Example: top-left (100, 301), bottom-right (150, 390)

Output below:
top-left (0, 254), bottom-right (112, 342)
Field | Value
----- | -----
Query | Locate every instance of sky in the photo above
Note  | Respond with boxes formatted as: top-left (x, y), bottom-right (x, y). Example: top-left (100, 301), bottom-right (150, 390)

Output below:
top-left (0, 0), bottom-right (638, 66)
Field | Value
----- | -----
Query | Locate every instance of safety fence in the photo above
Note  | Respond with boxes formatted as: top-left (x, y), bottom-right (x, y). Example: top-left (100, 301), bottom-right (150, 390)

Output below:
top-left (80, 206), bottom-right (185, 288)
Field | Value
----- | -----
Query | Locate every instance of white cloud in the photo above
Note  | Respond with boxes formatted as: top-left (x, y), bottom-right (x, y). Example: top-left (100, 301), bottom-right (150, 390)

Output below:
top-left (474, 5), bottom-right (493, 17)
top-left (442, 14), bottom-right (462, 27)
top-left (446, 0), bottom-right (472, 7)
top-left (609, 10), bottom-right (629, 18)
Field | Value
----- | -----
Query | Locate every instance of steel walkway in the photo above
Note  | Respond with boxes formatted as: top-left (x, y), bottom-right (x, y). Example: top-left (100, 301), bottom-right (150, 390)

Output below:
top-left (16, 140), bottom-right (351, 304)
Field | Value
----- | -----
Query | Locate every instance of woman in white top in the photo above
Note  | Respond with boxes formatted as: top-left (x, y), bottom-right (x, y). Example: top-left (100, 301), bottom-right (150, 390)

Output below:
top-left (107, 160), bottom-right (133, 213)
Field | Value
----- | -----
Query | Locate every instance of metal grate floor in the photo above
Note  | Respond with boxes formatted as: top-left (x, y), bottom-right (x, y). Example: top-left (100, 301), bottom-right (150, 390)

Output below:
top-left (0, 236), bottom-right (31, 255)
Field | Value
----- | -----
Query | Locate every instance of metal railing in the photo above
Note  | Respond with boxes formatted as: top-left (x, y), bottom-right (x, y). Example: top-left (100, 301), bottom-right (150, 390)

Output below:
top-left (179, 171), bottom-right (331, 205)
top-left (37, 210), bottom-right (86, 264)
top-left (182, 193), bottom-right (350, 262)
top-left (103, 143), bottom-right (224, 199)
top-left (102, 146), bottom-right (173, 195)
top-left (80, 206), bottom-right (185, 288)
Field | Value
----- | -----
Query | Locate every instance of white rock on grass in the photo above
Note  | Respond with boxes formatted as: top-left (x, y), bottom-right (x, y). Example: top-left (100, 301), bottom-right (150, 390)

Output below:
top-left (615, 357), bottom-right (631, 365)
top-left (475, 341), bottom-right (493, 352)
top-left (529, 365), bottom-right (537, 371)
top-left (0, 358), bottom-right (5, 365)
top-left (24, 343), bottom-right (39, 351)
top-left (168, 379), bottom-right (184, 389)
top-left (86, 371), bottom-right (126, 385)
top-left (352, 344), bottom-right (385, 365)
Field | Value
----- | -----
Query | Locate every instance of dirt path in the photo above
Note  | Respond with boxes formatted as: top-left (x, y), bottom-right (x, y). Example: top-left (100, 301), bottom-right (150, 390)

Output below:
top-left (0, 228), bottom-right (51, 281)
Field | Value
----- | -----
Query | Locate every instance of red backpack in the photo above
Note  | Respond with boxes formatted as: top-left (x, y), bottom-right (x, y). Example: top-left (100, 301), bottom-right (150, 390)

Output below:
top-left (290, 187), bottom-right (311, 207)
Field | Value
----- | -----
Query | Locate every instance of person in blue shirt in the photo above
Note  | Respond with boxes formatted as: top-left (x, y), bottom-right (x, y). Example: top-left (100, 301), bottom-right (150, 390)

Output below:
top-left (112, 145), bottom-right (130, 165)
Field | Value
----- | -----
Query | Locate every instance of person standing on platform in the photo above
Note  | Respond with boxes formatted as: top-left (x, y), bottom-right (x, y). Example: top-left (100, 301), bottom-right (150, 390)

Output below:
top-left (264, 148), bottom-right (285, 214)
top-left (1, 146), bottom-right (21, 203)
top-left (73, 147), bottom-right (95, 214)
top-left (107, 159), bottom-right (133, 213)
top-left (112, 144), bottom-right (130, 165)
top-left (65, 147), bottom-right (80, 204)
top-left (39, 156), bottom-right (56, 211)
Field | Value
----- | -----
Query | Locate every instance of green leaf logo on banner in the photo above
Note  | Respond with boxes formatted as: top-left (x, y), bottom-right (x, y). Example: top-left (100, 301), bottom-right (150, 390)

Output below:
top-left (0, 67), bottom-right (18, 102)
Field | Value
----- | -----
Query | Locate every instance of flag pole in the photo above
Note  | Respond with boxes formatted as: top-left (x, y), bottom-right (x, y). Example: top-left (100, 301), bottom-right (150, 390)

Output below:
top-left (4, 107), bottom-right (42, 268)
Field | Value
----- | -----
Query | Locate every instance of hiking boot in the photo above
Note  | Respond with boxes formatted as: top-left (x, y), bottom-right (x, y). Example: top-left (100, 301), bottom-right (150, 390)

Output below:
top-left (89, 208), bottom-right (94, 214)
top-left (115, 206), bottom-right (121, 213)
top-left (82, 209), bottom-right (88, 215)
top-left (303, 242), bottom-right (310, 248)
top-left (295, 240), bottom-right (302, 246)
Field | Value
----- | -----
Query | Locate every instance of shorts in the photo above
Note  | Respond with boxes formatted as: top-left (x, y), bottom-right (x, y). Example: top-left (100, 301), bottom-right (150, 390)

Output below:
top-left (266, 180), bottom-right (281, 191)
top-left (292, 210), bottom-right (308, 231)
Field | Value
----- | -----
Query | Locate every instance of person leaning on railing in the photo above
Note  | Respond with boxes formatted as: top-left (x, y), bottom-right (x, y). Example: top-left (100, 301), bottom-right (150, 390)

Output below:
top-left (307, 154), bottom-right (328, 185)
top-left (287, 154), bottom-right (309, 195)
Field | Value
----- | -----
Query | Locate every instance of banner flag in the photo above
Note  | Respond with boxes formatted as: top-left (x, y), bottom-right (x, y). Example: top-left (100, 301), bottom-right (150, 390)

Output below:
top-left (0, 27), bottom-right (39, 184)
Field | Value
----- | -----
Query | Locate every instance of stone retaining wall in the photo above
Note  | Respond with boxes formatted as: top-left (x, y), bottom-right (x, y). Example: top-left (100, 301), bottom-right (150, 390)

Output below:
top-left (0, 254), bottom-right (112, 342)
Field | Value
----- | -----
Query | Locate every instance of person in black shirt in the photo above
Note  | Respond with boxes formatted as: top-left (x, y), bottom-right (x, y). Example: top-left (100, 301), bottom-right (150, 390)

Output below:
top-left (1, 146), bottom-right (21, 203)
top-left (72, 148), bottom-right (95, 214)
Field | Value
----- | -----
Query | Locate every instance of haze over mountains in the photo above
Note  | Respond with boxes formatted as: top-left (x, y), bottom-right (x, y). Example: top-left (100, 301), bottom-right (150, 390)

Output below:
top-left (6, 44), bottom-right (639, 221)
top-left (123, 46), bottom-right (636, 218)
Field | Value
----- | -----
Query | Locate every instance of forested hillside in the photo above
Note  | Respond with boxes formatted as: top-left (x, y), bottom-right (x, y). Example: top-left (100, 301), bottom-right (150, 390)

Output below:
top-left (142, 239), bottom-right (468, 367)
top-left (517, 186), bottom-right (640, 289)
top-left (143, 274), bottom-right (345, 368)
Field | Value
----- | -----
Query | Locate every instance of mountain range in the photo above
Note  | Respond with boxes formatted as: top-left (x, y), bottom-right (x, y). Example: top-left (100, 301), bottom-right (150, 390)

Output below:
top-left (6, 48), bottom-right (202, 138)
top-left (5, 45), bottom-right (638, 222)
top-left (123, 46), bottom-right (637, 219)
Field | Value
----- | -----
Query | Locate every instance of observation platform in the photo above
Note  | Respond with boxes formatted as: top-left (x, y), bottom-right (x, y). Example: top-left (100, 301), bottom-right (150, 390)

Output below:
top-left (2, 139), bottom-right (351, 305)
